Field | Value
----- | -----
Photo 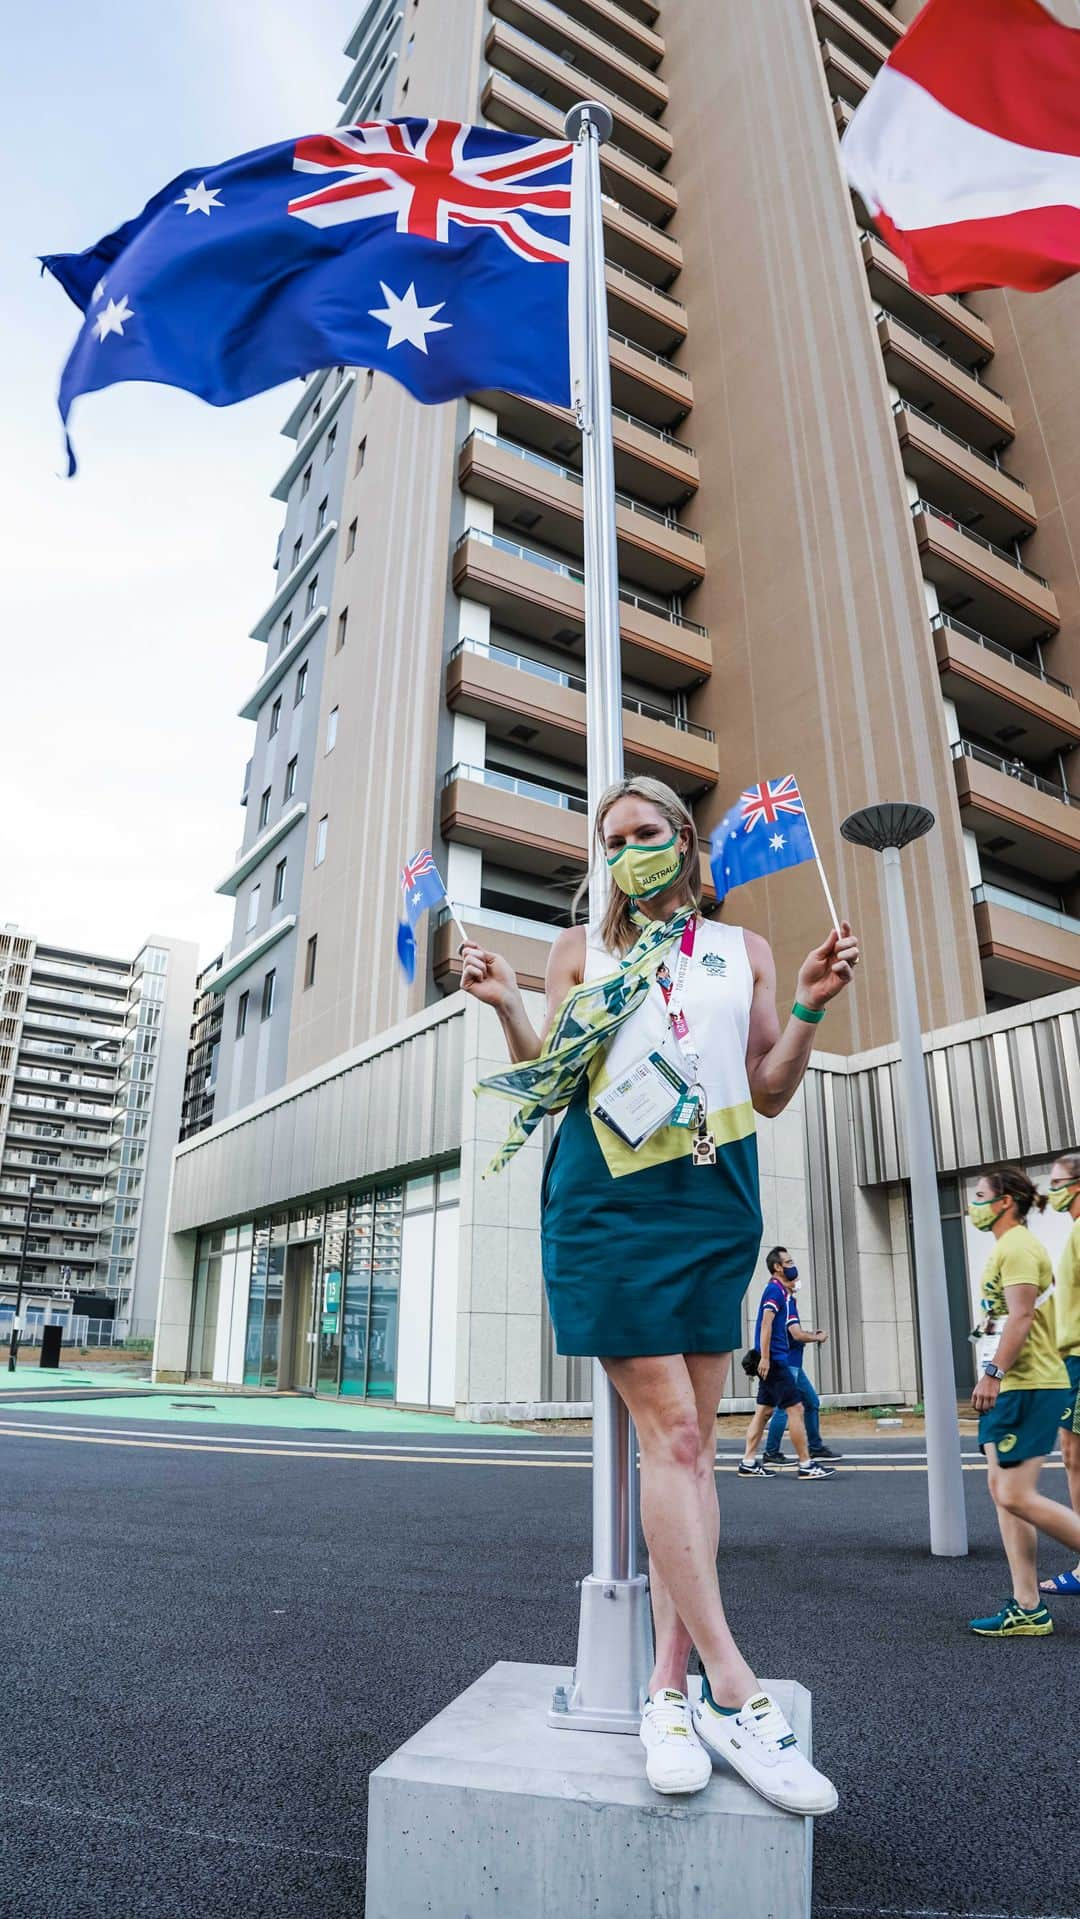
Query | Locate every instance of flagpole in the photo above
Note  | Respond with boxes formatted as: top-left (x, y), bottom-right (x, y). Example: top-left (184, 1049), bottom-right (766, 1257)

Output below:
top-left (803, 812), bottom-right (842, 935)
top-left (547, 101), bottom-right (653, 1736)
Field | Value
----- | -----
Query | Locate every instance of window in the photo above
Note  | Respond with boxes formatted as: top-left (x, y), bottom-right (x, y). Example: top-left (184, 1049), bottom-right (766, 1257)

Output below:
top-left (236, 991), bottom-right (249, 1038)
top-left (316, 495), bottom-right (328, 532)
top-left (325, 424), bottom-right (337, 462)
top-left (291, 536), bottom-right (302, 568)
top-left (304, 934), bottom-right (318, 989)
top-left (295, 661), bottom-right (308, 706)
top-left (272, 857), bottom-right (287, 906)
top-left (261, 969), bottom-right (276, 1020)
top-left (284, 756), bottom-right (298, 799)
top-left (400, 78), bottom-right (409, 99)
top-left (314, 815), bottom-right (328, 867)
top-left (305, 575), bottom-right (318, 614)
top-left (336, 607), bottom-right (348, 651)
top-left (258, 787), bottom-right (271, 829)
top-left (312, 399), bottom-right (321, 423)
top-left (355, 437), bottom-right (367, 475)
top-left (335, 365), bottom-right (346, 387)
top-left (269, 696), bottom-right (281, 738)
top-left (364, 369), bottom-right (374, 398)
top-left (280, 613), bottom-right (292, 654)
top-left (300, 464), bottom-right (312, 498)
top-left (346, 518), bottom-right (357, 558)
top-left (325, 706), bottom-right (339, 753)
top-left (246, 883), bottom-right (261, 933)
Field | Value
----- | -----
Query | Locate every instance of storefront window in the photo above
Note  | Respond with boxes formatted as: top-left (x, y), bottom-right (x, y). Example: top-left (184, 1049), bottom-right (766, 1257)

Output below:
top-left (244, 1225), bottom-right (270, 1384)
top-left (260, 1245), bottom-right (286, 1387)
top-left (341, 1193), bottom-right (374, 1396)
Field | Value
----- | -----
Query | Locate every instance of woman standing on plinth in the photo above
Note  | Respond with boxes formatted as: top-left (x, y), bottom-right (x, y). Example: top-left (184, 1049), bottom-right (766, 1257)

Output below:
top-left (460, 775), bottom-right (858, 1813)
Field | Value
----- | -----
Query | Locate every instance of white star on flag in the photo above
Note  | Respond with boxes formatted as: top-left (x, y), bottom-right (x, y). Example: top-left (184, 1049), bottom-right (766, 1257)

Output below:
top-left (93, 296), bottom-right (134, 343)
top-left (769, 833), bottom-right (786, 852)
top-left (369, 281), bottom-right (451, 354)
top-left (176, 180), bottom-right (225, 216)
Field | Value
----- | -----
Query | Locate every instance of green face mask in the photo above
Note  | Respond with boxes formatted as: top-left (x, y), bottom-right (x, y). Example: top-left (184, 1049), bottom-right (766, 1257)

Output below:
top-left (1048, 1183), bottom-right (1078, 1213)
top-left (968, 1198), bottom-right (1006, 1232)
top-left (606, 833), bottom-right (684, 901)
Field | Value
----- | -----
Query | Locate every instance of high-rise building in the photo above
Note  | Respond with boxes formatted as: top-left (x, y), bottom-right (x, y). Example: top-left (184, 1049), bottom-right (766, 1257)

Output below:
top-left (0, 925), bottom-right (198, 1338)
top-left (180, 953), bottom-right (224, 1142)
top-left (157, 0), bottom-right (1080, 1414)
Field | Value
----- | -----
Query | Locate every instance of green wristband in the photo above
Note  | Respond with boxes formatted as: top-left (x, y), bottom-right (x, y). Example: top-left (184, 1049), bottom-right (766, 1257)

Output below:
top-left (792, 1000), bottom-right (825, 1025)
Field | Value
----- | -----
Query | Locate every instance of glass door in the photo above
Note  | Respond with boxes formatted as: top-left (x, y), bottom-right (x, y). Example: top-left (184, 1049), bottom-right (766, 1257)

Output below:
top-left (316, 1206), bottom-right (347, 1395)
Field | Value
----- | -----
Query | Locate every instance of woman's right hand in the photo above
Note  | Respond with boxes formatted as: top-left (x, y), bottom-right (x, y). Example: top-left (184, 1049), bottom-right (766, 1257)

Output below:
top-left (460, 942), bottom-right (519, 1016)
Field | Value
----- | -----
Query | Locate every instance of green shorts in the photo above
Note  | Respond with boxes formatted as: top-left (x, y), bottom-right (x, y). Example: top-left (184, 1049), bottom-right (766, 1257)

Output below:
top-left (980, 1387), bottom-right (1072, 1467)
top-left (1064, 1354), bottom-right (1080, 1432)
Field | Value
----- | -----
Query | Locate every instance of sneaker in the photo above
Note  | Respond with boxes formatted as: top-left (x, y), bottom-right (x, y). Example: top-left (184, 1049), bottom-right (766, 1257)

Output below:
top-left (810, 1445), bottom-right (843, 1460)
top-left (737, 1460), bottom-right (775, 1478)
top-left (969, 1599), bottom-right (1054, 1637)
top-left (761, 1449), bottom-right (790, 1466)
top-left (638, 1689), bottom-right (713, 1794)
top-left (797, 1462), bottom-right (836, 1479)
top-left (693, 1675), bottom-right (838, 1816)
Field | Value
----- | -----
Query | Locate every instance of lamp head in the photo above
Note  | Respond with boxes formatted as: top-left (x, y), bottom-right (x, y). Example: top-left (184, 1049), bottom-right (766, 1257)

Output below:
top-left (840, 803), bottom-right (935, 852)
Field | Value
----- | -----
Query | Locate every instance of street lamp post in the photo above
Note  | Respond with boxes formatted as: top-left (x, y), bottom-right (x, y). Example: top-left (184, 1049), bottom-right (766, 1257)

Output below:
top-left (8, 1175), bottom-right (37, 1373)
top-left (840, 802), bottom-right (968, 1557)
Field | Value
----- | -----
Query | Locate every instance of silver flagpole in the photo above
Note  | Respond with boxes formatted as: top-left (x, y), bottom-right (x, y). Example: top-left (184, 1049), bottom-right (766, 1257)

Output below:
top-left (547, 100), bottom-right (654, 1734)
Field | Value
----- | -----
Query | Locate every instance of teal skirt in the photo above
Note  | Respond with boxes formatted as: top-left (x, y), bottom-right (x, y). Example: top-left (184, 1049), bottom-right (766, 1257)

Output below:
top-left (540, 1082), bottom-right (763, 1359)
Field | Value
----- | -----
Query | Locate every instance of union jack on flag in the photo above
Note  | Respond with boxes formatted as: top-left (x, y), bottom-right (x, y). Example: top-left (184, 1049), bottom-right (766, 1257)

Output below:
top-left (400, 848), bottom-right (447, 928)
top-left (42, 117), bottom-right (574, 472)
top-left (710, 773), bottom-right (816, 898)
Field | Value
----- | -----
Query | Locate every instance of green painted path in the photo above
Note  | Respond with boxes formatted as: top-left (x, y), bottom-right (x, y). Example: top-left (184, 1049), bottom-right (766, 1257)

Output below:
top-left (0, 1372), bottom-right (519, 1436)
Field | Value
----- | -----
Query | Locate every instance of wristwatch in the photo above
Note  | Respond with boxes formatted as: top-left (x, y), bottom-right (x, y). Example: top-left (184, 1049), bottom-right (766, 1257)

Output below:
top-left (981, 1360), bottom-right (1006, 1381)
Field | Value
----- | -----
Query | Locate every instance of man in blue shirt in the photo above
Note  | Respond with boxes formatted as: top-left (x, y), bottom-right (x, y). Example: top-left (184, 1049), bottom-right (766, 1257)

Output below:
top-left (760, 1247), bottom-right (842, 1466)
top-left (739, 1248), bottom-right (837, 1480)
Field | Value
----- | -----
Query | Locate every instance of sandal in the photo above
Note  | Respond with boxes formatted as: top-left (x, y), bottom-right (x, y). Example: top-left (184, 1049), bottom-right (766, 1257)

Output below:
top-left (1038, 1570), bottom-right (1080, 1595)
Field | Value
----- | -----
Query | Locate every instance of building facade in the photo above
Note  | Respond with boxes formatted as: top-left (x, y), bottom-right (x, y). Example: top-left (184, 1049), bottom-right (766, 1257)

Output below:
top-left (180, 953), bottom-right (224, 1142)
top-left (156, 0), bottom-right (1080, 1408)
top-left (0, 925), bottom-right (198, 1339)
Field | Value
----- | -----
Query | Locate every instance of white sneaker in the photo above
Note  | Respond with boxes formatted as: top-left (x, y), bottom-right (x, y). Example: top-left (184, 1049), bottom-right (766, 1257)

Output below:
top-left (693, 1682), bottom-right (838, 1816)
top-left (638, 1689), bottom-right (713, 1795)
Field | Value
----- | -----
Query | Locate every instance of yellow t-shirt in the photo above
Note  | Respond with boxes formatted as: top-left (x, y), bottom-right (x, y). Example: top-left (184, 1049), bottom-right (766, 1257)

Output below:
top-left (1055, 1219), bottom-right (1080, 1358)
top-left (979, 1224), bottom-right (1069, 1391)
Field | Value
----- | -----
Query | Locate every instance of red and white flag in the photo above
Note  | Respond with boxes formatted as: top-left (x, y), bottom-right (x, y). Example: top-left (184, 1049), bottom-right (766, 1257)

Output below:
top-left (841, 0), bottom-right (1080, 294)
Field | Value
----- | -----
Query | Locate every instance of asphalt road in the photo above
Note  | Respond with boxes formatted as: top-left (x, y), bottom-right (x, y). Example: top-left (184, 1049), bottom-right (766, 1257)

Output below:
top-left (0, 1413), bottom-right (1076, 1919)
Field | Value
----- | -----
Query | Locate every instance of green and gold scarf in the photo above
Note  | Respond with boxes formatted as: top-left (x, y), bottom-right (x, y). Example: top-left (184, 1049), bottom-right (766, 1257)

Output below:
top-left (477, 907), bottom-right (693, 1175)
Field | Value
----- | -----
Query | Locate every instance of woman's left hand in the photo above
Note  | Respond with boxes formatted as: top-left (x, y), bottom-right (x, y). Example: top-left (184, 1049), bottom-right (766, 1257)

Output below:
top-left (795, 922), bottom-right (859, 1012)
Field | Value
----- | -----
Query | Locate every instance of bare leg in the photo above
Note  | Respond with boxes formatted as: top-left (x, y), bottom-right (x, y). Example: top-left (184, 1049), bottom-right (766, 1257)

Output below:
top-left (987, 1451), bottom-right (1041, 1610)
top-left (646, 1353), bottom-right (729, 1694)
top-left (604, 1353), bottom-right (757, 1707)
top-left (990, 1449), bottom-right (1080, 1560)
top-left (1039, 1427), bottom-right (1080, 1589)
top-left (787, 1401), bottom-right (811, 1467)
top-left (742, 1404), bottom-right (769, 1461)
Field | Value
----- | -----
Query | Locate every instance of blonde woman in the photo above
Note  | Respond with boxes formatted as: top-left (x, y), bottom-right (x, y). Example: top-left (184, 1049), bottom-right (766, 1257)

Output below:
top-left (461, 776), bottom-right (858, 1812)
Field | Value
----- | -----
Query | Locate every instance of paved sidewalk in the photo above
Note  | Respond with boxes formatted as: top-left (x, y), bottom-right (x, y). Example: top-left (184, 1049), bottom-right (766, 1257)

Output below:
top-left (0, 1373), bottom-right (518, 1435)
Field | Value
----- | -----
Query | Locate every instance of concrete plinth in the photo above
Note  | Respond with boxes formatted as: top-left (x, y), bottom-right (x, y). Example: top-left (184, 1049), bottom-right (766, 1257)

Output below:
top-left (366, 1662), bottom-right (813, 1919)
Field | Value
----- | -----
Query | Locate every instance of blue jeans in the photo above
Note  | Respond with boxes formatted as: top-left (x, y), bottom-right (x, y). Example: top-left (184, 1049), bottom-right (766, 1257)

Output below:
top-left (765, 1363), bottom-right (822, 1453)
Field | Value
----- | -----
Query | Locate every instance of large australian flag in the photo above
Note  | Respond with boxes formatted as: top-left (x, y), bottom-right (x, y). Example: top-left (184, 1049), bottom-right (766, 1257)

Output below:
top-left (41, 118), bottom-right (574, 472)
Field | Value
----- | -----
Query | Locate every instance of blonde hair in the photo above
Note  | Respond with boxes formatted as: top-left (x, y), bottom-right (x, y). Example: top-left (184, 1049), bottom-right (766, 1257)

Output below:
top-left (572, 776), bottom-right (701, 955)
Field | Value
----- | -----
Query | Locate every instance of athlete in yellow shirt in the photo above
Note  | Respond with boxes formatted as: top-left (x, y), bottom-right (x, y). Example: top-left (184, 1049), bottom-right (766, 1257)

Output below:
top-left (968, 1165), bottom-right (1078, 1637)
top-left (1039, 1151), bottom-right (1080, 1599)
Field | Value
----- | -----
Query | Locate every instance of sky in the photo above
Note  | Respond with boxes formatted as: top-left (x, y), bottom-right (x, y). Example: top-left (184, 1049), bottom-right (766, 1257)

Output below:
top-left (0, 0), bottom-right (357, 968)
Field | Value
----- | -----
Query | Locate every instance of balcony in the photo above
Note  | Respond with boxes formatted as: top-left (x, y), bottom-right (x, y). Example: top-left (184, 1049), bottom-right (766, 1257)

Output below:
top-left (893, 402), bottom-right (1036, 545)
top-left (432, 905), bottom-right (559, 996)
top-left (470, 387), bottom-right (698, 507)
top-left (861, 233), bottom-right (994, 369)
top-left (488, 0), bottom-right (668, 115)
top-left (547, 0), bottom-right (664, 67)
top-left (877, 312), bottom-right (1014, 450)
top-left (973, 885), bottom-right (1080, 1001)
top-left (826, 0), bottom-right (903, 42)
top-left (484, 21), bottom-right (673, 168)
top-left (952, 740), bottom-right (1080, 885)
top-left (811, 0), bottom-right (892, 73)
top-left (446, 638), bottom-right (718, 792)
top-left (480, 74), bottom-right (677, 225)
top-left (451, 529), bottom-right (711, 688)
top-left (441, 762), bottom-right (588, 879)
top-left (602, 197), bottom-right (682, 288)
top-left (458, 431), bottom-right (705, 592)
top-left (820, 41), bottom-right (874, 108)
top-left (605, 259), bottom-right (686, 355)
top-left (608, 330), bottom-right (692, 427)
top-left (911, 501), bottom-right (1059, 646)
top-left (934, 615), bottom-right (1080, 759)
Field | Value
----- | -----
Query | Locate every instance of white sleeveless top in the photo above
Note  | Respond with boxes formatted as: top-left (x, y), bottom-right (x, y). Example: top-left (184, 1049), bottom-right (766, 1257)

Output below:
top-left (583, 914), bottom-right (756, 1176)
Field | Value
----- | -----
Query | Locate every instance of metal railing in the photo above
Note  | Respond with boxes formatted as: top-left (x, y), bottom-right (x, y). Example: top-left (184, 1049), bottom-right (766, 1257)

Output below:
top-left (489, 20), bottom-right (665, 130)
top-left (608, 328), bottom-right (690, 377)
top-left (434, 903), bottom-right (561, 945)
top-left (875, 308), bottom-right (1006, 398)
top-left (601, 191), bottom-right (674, 246)
top-left (443, 761), bottom-right (589, 814)
top-left (859, 230), bottom-right (981, 328)
top-left (454, 528), bottom-right (709, 634)
top-left (911, 501), bottom-right (1050, 586)
top-left (482, 69), bottom-right (670, 203)
top-left (611, 405), bottom-right (694, 453)
top-left (464, 430), bottom-right (700, 537)
top-left (952, 738), bottom-right (1080, 806)
top-left (972, 883), bottom-right (1080, 939)
top-left (892, 399), bottom-right (1027, 489)
top-left (932, 613), bottom-right (1072, 696)
top-left (449, 637), bottom-right (715, 738)
top-left (605, 257), bottom-right (686, 310)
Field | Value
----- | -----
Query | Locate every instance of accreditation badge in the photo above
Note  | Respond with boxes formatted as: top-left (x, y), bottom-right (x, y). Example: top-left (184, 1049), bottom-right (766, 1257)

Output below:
top-left (591, 1050), bottom-right (692, 1150)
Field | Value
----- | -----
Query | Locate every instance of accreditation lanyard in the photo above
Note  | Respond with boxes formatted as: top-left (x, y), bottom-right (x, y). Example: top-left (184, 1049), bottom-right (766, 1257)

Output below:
top-left (656, 915), bottom-right (701, 1084)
